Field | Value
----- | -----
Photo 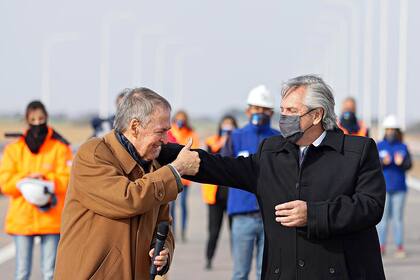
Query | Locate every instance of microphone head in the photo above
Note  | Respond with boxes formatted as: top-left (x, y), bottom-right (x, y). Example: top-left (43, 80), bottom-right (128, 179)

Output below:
top-left (156, 222), bottom-right (169, 240)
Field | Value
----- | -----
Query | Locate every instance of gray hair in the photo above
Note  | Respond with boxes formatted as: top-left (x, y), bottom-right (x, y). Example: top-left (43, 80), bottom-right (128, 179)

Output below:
top-left (281, 75), bottom-right (337, 130)
top-left (114, 87), bottom-right (171, 132)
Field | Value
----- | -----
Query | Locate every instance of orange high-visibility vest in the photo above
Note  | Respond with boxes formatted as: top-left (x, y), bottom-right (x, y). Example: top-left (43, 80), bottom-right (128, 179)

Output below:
top-left (201, 135), bottom-right (225, 205)
top-left (337, 121), bottom-right (368, 137)
top-left (0, 127), bottom-right (72, 235)
top-left (170, 125), bottom-right (200, 186)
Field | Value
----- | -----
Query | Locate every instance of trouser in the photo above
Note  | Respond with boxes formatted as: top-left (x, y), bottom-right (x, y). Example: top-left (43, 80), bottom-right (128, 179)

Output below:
top-left (377, 191), bottom-right (407, 247)
top-left (231, 214), bottom-right (264, 280)
top-left (170, 185), bottom-right (189, 235)
top-left (206, 202), bottom-right (232, 261)
top-left (14, 234), bottom-right (60, 280)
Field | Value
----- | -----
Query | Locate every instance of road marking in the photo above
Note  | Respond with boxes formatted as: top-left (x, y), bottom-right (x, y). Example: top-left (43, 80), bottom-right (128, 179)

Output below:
top-left (0, 177), bottom-right (418, 266)
top-left (0, 243), bottom-right (14, 265)
top-left (0, 237), bottom-right (40, 265)
top-left (408, 176), bottom-right (420, 192)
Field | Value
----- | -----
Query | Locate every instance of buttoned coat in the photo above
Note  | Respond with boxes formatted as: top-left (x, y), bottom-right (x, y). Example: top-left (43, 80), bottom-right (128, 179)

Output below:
top-left (159, 129), bottom-right (386, 280)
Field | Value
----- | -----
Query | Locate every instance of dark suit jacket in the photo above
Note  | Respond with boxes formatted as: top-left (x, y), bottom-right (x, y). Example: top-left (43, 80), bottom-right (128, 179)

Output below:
top-left (159, 129), bottom-right (386, 280)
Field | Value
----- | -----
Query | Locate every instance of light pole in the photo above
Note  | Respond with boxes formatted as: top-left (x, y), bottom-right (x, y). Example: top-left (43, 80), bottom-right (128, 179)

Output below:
top-left (378, 0), bottom-right (389, 138)
top-left (362, 0), bottom-right (374, 129)
top-left (397, 0), bottom-right (408, 131)
top-left (323, 0), bottom-right (362, 107)
top-left (99, 12), bottom-right (135, 118)
top-left (41, 33), bottom-right (80, 108)
top-left (131, 26), bottom-right (165, 88)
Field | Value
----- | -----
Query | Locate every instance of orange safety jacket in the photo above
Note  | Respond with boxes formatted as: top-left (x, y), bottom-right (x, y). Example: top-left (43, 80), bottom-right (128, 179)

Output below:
top-left (201, 135), bottom-right (224, 205)
top-left (170, 125), bottom-right (200, 186)
top-left (0, 127), bottom-right (72, 235)
top-left (337, 120), bottom-right (369, 137)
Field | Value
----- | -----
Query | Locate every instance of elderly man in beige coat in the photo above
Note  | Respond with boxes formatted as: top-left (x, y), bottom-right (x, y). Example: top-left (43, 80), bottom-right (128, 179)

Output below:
top-left (54, 88), bottom-right (200, 280)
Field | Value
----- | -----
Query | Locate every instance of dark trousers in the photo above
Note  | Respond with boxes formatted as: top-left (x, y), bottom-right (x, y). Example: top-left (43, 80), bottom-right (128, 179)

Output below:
top-left (206, 202), bottom-right (231, 261)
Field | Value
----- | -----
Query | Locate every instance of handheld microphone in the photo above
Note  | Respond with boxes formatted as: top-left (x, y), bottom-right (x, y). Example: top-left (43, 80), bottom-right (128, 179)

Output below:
top-left (150, 221), bottom-right (169, 280)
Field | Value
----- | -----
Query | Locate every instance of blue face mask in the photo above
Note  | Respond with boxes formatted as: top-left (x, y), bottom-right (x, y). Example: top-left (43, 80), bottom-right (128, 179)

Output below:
top-left (176, 120), bottom-right (185, 129)
top-left (220, 129), bottom-right (232, 136)
top-left (250, 113), bottom-right (270, 126)
top-left (385, 130), bottom-right (398, 143)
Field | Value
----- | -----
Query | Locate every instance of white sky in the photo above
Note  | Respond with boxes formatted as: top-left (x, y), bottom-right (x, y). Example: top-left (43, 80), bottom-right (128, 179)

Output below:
top-left (1, 0), bottom-right (419, 125)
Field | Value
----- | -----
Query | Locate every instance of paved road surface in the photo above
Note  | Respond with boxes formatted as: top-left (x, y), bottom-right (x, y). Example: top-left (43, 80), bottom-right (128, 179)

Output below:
top-left (0, 182), bottom-right (419, 279)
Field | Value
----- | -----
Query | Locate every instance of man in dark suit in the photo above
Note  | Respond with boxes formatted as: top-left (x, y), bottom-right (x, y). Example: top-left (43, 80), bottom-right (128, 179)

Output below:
top-left (159, 75), bottom-right (386, 280)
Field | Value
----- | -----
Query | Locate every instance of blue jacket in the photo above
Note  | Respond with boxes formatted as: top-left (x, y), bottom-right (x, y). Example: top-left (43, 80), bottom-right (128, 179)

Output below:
top-left (224, 122), bottom-right (279, 215)
top-left (377, 139), bottom-right (412, 192)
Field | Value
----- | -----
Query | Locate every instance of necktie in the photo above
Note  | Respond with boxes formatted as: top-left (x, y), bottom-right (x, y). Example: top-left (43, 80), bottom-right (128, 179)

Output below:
top-left (299, 147), bottom-right (308, 167)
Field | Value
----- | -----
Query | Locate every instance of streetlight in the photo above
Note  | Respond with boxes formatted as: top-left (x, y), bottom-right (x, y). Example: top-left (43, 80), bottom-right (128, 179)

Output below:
top-left (397, 0), bottom-right (408, 131)
top-left (378, 0), bottom-right (389, 138)
top-left (323, 0), bottom-right (363, 107)
top-left (362, 0), bottom-right (374, 129)
top-left (99, 12), bottom-right (135, 118)
top-left (41, 32), bottom-right (80, 108)
top-left (131, 26), bottom-right (165, 88)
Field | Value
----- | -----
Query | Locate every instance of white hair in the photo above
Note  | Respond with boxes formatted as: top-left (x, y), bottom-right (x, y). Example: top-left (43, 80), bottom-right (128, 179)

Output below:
top-left (114, 87), bottom-right (171, 132)
top-left (281, 75), bottom-right (338, 130)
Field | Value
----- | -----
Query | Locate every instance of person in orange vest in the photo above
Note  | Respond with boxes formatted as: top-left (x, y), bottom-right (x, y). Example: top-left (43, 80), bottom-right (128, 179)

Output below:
top-left (202, 115), bottom-right (237, 270)
top-left (0, 101), bottom-right (72, 280)
top-left (337, 97), bottom-right (369, 137)
top-left (170, 110), bottom-right (200, 241)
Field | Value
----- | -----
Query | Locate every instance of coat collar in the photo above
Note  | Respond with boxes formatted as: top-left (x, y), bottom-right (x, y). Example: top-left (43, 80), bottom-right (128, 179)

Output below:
top-left (103, 131), bottom-right (138, 174)
top-left (276, 129), bottom-right (344, 153)
top-left (103, 131), bottom-right (161, 174)
top-left (318, 128), bottom-right (344, 152)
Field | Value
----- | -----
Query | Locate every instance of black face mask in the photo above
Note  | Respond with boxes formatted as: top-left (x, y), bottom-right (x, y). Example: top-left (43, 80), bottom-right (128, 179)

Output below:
top-left (25, 123), bottom-right (48, 154)
top-left (278, 109), bottom-right (316, 144)
top-left (250, 113), bottom-right (271, 126)
top-left (385, 130), bottom-right (398, 143)
top-left (340, 111), bottom-right (360, 134)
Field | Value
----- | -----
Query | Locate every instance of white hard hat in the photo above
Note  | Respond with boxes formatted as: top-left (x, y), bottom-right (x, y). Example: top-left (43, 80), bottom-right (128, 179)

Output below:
top-left (17, 179), bottom-right (55, 206)
top-left (247, 85), bottom-right (275, 109)
top-left (383, 115), bottom-right (400, 129)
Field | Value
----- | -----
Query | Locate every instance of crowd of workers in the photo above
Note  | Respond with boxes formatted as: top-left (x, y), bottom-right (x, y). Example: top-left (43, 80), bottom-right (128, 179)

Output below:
top-left (0, 79), bottom-right (414, 280)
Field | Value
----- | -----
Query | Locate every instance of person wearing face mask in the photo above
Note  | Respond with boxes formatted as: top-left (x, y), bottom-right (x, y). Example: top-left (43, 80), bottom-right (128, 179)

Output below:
top-left (169, 110), bottom-right (200, 242)
top-left (337, 97), bottom-right (369, 137)
top-left (159, 75), bottom-right (386, 280)
top-left (0, 101), bottom-right (72, 280)
top-left (221, 85), bottom-right (279, 280)
top-left (202, 115), bottom-right (238, 270)
top-left (91, 89), bottom-right (127, 138)
top-left (376, 115), bottom-right (412, 258)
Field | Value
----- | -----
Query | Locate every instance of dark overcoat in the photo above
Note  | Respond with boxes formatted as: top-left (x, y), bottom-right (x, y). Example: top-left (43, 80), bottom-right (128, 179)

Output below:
top-left (159, 129), bottom-right (386, 280)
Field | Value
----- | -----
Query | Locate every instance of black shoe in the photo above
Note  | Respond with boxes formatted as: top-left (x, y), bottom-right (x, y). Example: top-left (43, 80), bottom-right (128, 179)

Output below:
top-left (205, 260), bottom-right (212, 270)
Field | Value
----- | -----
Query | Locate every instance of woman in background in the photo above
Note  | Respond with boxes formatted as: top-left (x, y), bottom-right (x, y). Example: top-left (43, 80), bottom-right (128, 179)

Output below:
top-left (0, 101), bottom-right (72, 280)
top-left (377, 115), bottom-right (412, 258)
top-left (170, 110), bottom-right (200, 241)
top-left (202, 115), bottom-right (237, 270)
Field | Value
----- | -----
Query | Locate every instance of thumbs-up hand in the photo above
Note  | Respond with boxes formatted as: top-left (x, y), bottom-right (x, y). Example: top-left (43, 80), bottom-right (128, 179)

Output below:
top-left (171, 138), bottom-right (201, 176)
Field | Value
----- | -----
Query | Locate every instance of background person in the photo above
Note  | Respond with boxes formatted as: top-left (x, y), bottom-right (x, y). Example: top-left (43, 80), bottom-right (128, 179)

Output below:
top-left (377, 115), bottom-right (413, 258)
top-left (91, 89), bottom-right (127, 138)
top-left (337, 97), bottom-right (369, 137)
top-left (0, 100), bottom-right (72, 280)
top-left (222, 85), bottom-right (279, 280)
top-left (202, 115), bottom-right (237, 270)
top-left (170, 110), bottom-right (200, 241)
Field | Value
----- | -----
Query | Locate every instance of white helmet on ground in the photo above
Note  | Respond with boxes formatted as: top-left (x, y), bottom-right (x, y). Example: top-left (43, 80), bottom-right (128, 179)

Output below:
top-left (247, 85), bottom-right (275, 109)
top-left (17, 178), bottom-right (55, 206)
top-left (383, 115), bottom-right (400, 129)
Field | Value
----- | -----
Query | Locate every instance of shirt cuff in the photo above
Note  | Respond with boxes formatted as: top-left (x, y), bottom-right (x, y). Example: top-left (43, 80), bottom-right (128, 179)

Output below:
top-left (167, 164), bottom-right (184, 193)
